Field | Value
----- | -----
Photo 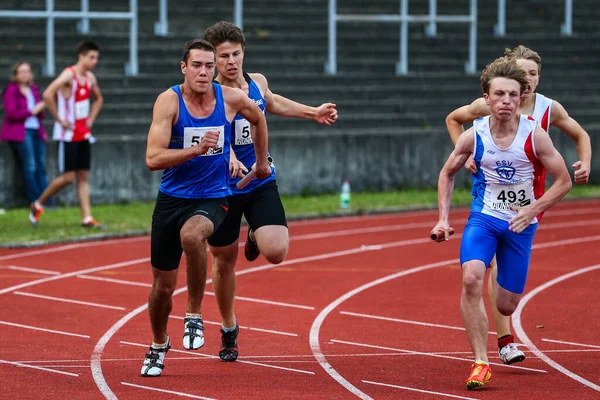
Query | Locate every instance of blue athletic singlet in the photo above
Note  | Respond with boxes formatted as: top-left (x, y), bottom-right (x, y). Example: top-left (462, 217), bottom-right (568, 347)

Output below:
top-left (159, 83), bottom-right (231, 199)
top-left (229, 72), bottom-right (275, 195)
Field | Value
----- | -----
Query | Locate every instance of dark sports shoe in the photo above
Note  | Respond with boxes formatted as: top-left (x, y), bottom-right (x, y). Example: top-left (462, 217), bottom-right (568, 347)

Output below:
top-left (219, 324), bottom-right (239, 362)
top-left (244, 229), bottom-right (260, 261)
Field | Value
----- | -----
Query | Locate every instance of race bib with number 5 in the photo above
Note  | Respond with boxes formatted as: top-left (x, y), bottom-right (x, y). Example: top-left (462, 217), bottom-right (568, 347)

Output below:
top-left (183, 125), bottom-right (225, 156)
top-left (234, 119), bottom-right (253, 146)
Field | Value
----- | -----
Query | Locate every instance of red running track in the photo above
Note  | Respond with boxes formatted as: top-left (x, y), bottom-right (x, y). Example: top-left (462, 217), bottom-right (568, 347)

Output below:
top-left (1, 199), bottom-right (599, 399)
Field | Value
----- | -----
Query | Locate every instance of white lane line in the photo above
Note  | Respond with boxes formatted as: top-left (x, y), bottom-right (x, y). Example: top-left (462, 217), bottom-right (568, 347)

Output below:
top-left (77, 275), bottom-right (152, 288)
top-left (0, 257), bottom-right (150, 295)
top-left (339, 311), bottom-right (497, 335)
top-left (532, 235), bottom-right (600, 249)
top-left (0, 236), bottom-right (148, 261)
top-left (286, 217), bottom-right (600, 243)
top-left (331, 339), bottom-right (547, 373)
top-left (309, 233), bottom-right (597, 399)
top-left (93, 231), bottom-right (600, 399)
top-left (94, 239), bottom-right (426, 399)
top-left (203, 291), bottom-right (314, 310)
top-left (513, 264), bottom-right (600, 392)
top-left (0, 320), bottom-right (89, 338)
top-left (120, 341), bottom-right (314, 375)
top-left (541, 338), bottom-right (600, 349)
top-left (121, 382), bottom-right (216, 400)
top-left (0, 359), bottom-right (79, 377)
top-left (14, 291), bottom-right (126, 311)
top-left (0, 204), bottom-right (595, 263)
top-left (169, 315), bottom-right (298, 337)
top-left (310, 259), bottom-right (458, 400)
top-left (362, 380), bottom-right (479, 400)
top-left (4, 266), bottom-right (61, 275)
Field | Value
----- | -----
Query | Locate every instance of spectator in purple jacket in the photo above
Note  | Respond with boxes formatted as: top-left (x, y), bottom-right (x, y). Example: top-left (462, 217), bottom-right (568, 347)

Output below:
top-left (1, 61), bottom-right (49, 203)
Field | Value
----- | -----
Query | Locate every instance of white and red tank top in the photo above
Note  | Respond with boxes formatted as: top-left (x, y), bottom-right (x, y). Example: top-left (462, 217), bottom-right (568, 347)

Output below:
top-left (471, 115), bottom-right (539, 224)
top-left (529, 93), bottom-right (553, 200)
top-left (52, 66), bottom-right (92, 142)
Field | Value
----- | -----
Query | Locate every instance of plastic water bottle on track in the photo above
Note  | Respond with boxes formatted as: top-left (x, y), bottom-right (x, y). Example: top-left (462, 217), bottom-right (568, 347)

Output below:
top-left (340, 179), bottom-right (351, 209)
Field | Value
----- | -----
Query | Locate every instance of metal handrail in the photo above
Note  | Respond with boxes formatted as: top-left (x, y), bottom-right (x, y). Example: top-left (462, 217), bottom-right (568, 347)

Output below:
top-left (153, 0), bottom-right (245, 37)
top-left (495, 0), bottom-right (573, 37)
top-left (326, 0), bottom-right (478, 76)
top-left (0, 0), bottom-right (138, 76)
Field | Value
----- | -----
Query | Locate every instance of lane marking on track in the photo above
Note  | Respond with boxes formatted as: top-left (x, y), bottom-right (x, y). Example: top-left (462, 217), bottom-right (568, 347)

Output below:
top-left (4, 266), bottom-right (61, 275)
top-left (14, 291), bottom-right (126, 310)
top-left (77, 275), bottom-right (152, 287)
top-left (120, 341), bottom-right (315, 375)
top-left (0, 320), bottom-right (90, 338)
top-left (0, 203), bottom-right (596, 263)
top-left (339, 311), bottom-right (497, 335)
top-left (512, 264), bottom-right (600, 392)
top-left (331, 340), bottom-right (546, 373)
top-left (120, 382), bottom-right (216, 400)
top-left (168, 315), bottom-right (298, 337)
top-left (0, 257), bottom-right (150, 295)
top-left (541, 338), bottom-right (600, 349)
top-left (92, 236), bottom-right (452, 399)
top-left (0, 359), bottom-right (80, 377)
top-left (11, 347), bottom-right (600, 366)
top-left (0, 236), bottom-right (149, 261)
top-left (309, 234), bottom-right (600, 398)
top-left (362, 380), bottom-right (479, 400)
top-left (204, 291), bottom-right (314, 310)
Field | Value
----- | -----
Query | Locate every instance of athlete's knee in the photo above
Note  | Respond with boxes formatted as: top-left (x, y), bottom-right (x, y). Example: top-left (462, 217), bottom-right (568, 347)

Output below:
top-left (496, 296), bottom-right (520, 316)
top-left (212, 255), bottom-right (236, 276)
top-left (261, 242), bottom-right (289, 264)
top-left (152, 276), bottom-right (177, 298)
top-left (62, 171), bottom-right (76, 184)
top-left (76, 170), bottom-right (89, 181)
top-left (462, 263), bottom-right (484, 296)
top-left (180, 231), bottom-right (206, 252)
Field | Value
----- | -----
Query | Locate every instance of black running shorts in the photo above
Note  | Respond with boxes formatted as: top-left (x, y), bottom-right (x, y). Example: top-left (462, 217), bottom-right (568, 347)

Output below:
top-left (151, 191), bottom-right (228, 271)
top-left (207, 180), bottom-right (287, 247)
top-left (58, 140), bottom-right (91, 172)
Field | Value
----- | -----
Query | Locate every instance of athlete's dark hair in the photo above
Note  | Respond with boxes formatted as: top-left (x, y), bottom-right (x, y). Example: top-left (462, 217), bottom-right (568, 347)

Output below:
top-left (204, 21), bottom-right (246, 49)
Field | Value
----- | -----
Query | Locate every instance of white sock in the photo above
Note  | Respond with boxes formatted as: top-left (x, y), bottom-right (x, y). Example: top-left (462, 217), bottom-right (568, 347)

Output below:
top-left (222, 317), bottom-right (237, 332)
top-left (475, 360), bottom-right (489, 366)
top-left (186, 313), bottom-right (202, 320)
top-left (249, 229), bottom-right (256, 242)
top-left (152, 336), bottom-right (169, 349)
top-left (34, 201), bottom-right (43, 209)
top-left (82, 216), bottom-right (94, 224)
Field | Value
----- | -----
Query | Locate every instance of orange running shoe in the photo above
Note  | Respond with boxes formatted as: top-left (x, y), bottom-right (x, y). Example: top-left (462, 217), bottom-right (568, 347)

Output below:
top-left (29, 202), bottom-right (44, 226)
top-left (466, 361), bottom-right (492, 390)
top-left (82, 218), bottom-right (106, 230)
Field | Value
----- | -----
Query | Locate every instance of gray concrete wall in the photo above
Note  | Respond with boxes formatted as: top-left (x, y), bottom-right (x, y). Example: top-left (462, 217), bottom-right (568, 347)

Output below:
top-left (1, 129), bottom-right (598, 208)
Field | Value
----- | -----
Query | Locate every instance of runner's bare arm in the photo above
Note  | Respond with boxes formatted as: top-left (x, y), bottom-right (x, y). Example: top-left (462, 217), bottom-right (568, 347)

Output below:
top-left (146, 90), bottom-right (206, 171)
top-left (550, 100), bottom-right (592, 184)
top-left (251, 73), bottom-right (338, 125)
top-left (445, 98), bottom-right (490, 145)
top-left (224, 86), bottom-right (270, 178)
top-left (529, 125), bottom-right (573, 216)
top-left (437, 129), bottom-right (474, 223)
top-left (87, 72), bottom-right (104, 128)
top-left (42, 68), bottom-right (74, 123)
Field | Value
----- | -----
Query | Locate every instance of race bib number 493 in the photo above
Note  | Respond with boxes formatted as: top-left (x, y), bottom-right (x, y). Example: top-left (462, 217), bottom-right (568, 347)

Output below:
top-left (183, 125), bottom-right (225, 156)
top-left (490, 180), bottom-right (533, 210)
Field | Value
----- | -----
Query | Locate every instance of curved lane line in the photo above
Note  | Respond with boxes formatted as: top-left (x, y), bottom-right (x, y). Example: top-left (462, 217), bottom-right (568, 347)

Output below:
top-left (512, 264), bottom-right (600, 392)
top-left (309, 236), bottom-right (600, 398)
